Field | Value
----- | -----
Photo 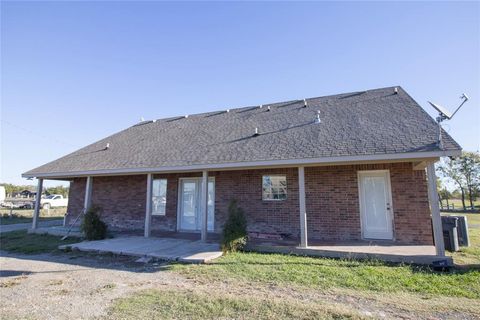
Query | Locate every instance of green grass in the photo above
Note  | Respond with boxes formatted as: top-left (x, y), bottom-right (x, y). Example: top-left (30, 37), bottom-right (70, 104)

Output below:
top-left (108, 289), bottom-right (362, 320)
top-left (441, 199), bottom-right (480, 210)
top-left (0, 214), bottom-right (63, 225)
top-left (0, 230), bottom-right (80, 254)
top-left (170, 213), bottom-right (480, 299)
top-left (171, 252), bottom-right (480, 299)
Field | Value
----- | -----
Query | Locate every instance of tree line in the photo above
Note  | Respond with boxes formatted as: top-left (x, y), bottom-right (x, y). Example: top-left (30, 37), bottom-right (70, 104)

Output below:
top-left (437, 151), bottom-right (480, 210)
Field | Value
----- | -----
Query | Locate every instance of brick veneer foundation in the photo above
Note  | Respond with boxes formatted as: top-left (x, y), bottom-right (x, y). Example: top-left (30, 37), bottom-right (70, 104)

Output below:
top-left (66, 162), bottom-right (433, 245)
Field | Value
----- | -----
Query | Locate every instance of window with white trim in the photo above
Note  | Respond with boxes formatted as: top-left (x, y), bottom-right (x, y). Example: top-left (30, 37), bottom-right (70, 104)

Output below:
top-left (152, 179), bottom-right (167, 215)
top-left (262, 175), bottom-right (287, 200)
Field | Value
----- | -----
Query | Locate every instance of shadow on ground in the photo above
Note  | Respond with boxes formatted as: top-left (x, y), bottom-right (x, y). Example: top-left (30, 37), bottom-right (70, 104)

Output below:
top-left (0, 250), bottom-right (172, 274)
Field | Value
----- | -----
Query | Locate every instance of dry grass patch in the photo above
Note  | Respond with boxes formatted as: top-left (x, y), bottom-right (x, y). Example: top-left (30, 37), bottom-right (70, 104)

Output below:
top-left (0, 275), bottom-right (27, 288)
top-left (108, 289), bottom-right (365, 320)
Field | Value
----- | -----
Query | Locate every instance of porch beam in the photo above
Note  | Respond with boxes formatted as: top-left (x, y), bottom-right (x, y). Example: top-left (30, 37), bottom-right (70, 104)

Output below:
top-left (31, 178), bottom-right (43, 230)
top-left (144, 173), bottom-right (153, 238)
top-left (201, 170), bottom-right (208, 241)
top-left (412, 160), bottom-right (428, 171)
top-left (84, 176), bottom-right (93, 211)
top-left (426, 162), bottom-right (445, 256)
top-left (298, 166), bottom-right (308, 247)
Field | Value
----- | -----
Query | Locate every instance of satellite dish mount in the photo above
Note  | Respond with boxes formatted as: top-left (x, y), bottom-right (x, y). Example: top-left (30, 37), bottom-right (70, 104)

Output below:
top-left (428, 93), bottom-right (469, 150)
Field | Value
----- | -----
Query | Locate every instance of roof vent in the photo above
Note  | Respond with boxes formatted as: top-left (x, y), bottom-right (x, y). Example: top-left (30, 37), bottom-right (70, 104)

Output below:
top-left (140, 117), bottom-right (145, 122)
top-left (259, 104), bottom-right (263, 109)
top-left (315, 110), bottom-right (321, 124)
top-left (185, 115), bottom-right (189, 118)
top-left (226, 109), bottom-right (230, 113)
top-left (105, 143), bottom-right (110, 150)
top-left (267, 106), bottom-right (271, 111)
top-left (303, 98), bottom-right (308, 107)
top-left (394, 87), bottom-right (398, 94)
top-left (152, 119), bottom-right (156, 123)
top-left (253, 127), bottom-right (260, 136)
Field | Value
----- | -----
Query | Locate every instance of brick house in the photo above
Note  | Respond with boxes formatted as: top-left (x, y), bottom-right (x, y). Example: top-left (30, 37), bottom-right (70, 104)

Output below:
top-left (23, 86), bottom-right (461, 256)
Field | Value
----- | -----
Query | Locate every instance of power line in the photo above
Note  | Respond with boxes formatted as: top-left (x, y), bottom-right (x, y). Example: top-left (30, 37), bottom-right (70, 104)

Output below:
top-left (1, 119), bottom-right (80, 148)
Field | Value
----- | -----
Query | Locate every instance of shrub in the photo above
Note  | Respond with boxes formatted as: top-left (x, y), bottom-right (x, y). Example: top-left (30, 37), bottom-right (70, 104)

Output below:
top-left (221, 199), bottom-right (247, 253)
top-left (81, 206), bottom-right (107, 240)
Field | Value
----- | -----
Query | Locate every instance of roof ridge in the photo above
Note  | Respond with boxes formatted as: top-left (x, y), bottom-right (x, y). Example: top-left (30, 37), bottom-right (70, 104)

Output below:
top-left (136, 85), bottom-right (402, 125)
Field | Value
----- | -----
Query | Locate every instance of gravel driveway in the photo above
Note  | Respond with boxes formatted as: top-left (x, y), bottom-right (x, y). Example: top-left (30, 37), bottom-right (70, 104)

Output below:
top-left (0, 251), bottom-right (186, 319)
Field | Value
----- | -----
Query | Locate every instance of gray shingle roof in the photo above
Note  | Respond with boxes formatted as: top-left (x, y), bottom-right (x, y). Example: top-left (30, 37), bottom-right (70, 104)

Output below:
top-left (24, 86), bottom-right (461, 177)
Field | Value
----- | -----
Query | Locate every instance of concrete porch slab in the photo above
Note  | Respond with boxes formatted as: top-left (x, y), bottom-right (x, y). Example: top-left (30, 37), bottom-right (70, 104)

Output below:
top-left (247, 242), bottom-right (452, 266)
top-left (59, 236), bottom-right (223, 264)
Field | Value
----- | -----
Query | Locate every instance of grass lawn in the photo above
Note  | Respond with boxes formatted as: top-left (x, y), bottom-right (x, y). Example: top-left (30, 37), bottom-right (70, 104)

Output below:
top-left (441, 199), bottom-right (480, 210)
top-left (0, 214), bottom-right (63, 225)
top-left (168, 213), bottom-right (480, 300)
top-left (109, 289), bottom-right (362, 320)
top-left (0, 230), bottom-right (80, 254)
top-left (0, 208), bottom-right (65, 225)
top-left (170, 252), bottom-right (480, 299)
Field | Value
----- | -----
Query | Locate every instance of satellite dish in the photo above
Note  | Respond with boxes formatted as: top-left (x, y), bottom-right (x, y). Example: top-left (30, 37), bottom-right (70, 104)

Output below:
top-left (428, 93), bottom-right (469, 122)
top-left (428, 93), bottom-right (469, 150)
top-left (428, 101), bottom-right (453, 119)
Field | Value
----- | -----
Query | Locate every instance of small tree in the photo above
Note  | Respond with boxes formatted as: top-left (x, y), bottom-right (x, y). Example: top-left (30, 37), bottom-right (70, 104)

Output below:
top-left (81, 206), bottom-right (107, 240)
top-left (221, 199), bottom-right (247, 253)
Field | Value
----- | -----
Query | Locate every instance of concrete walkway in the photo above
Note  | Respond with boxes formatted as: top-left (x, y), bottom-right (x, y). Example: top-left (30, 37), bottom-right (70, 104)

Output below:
top-left (59, 236), bottom-right (223, 264)
top-left (0, 219), bottom-right (63, 234)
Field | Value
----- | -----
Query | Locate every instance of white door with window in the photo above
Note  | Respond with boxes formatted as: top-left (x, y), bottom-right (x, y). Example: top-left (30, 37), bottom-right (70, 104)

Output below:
top-left (178, 178), bottom-right (215, 232)
top-left (358, 171), bottom-right (394, 240)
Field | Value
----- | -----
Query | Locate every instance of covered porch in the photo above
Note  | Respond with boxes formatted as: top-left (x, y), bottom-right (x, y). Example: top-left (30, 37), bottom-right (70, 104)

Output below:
top-left (29, 159), bottom-right (448, 266)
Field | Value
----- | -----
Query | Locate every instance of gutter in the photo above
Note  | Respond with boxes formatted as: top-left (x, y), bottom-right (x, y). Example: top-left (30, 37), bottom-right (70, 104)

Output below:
top-left (22, 150), bottom-right (461, 179)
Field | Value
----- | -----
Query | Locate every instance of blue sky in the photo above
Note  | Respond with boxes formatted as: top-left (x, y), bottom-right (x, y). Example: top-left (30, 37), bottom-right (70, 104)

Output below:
top-left (1, 1), bottom-right (479, 187)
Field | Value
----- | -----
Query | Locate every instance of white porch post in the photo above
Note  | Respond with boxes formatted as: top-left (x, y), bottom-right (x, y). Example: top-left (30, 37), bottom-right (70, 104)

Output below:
top-left (298, 166), bottom-right (308, 248)
top-left (427, 162), bottom-right (445, 256)
top-left (84, 176), bottom-right (93, 211)
top-left (31, 178), bottom-right (44, 230)
top-left (144, 173), bottom-right (153, 238)
top-left (201, 170), bottom-right (208, 241)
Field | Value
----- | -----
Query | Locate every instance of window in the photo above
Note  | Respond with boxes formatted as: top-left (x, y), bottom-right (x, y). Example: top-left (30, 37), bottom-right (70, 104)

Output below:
top-left (262, 175), bottom-right (287, 200)
top-left (152, 179), bottom-right (167, 215)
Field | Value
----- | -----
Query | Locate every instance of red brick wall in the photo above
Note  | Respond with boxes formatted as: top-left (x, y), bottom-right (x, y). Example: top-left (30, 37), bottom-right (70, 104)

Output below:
top-left (65, 162), bottom-right (433, 245)
top-left (305, 163), bottom-right (432, 244)
top-left (66, 175), bottom-right (147, 230)
top-left (66, 177), bottom-right (86, 221)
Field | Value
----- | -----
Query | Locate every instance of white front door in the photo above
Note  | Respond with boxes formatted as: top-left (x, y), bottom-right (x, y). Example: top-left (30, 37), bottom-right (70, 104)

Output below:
top-left (178, 178), bottom-right (215, 232)
top-left (358, 171), bottom-right (394, 240)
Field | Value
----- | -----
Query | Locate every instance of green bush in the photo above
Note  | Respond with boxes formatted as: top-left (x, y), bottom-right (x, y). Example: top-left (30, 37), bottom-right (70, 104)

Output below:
top-left (81, 206), bottom-right (107, 240)
top-left (221, 199), bottom-right (247, 253)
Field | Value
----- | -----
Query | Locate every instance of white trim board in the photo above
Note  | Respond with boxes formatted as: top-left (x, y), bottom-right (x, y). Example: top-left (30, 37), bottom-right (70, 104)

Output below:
top-left (22, 150), bottom-right (459, 179)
